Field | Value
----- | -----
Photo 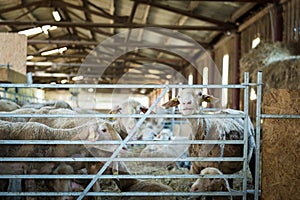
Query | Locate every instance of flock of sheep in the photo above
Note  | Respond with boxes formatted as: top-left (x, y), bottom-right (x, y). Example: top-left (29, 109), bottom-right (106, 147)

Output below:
top-left (0, 88), bottom-right (256, 200)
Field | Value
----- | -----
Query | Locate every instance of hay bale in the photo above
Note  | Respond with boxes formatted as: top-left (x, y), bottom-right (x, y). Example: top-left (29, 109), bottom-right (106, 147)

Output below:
top-left (262, 89), bottom-right (300, 200)
top-left (239, 41), bottom-right (294, 82)
top-left (262, 58), bottom-right (300, 90)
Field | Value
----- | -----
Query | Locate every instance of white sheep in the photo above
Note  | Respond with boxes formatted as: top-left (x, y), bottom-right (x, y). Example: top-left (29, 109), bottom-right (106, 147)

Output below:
top-left (162, 89), bottom-right (256, 182)
top-left (0, 119), bottom-right (123, 195)
top-left (0, 99), bottom-right (20, 111)
top-left (190, 167), bottom-right (232, 200)
top-left (109, 99), bottom-right (150, 140)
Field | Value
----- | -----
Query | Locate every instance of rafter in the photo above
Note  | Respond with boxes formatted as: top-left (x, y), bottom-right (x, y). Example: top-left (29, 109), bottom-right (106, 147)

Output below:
top-left (135, 0), bottom-right (237, 28)
top-left (1, 21), bottom-right (233, 31)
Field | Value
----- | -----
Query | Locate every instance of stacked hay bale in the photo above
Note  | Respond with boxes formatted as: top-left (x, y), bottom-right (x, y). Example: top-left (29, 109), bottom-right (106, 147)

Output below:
top-left (239, 41), bottom-right (300, 87)
top-left (261, 89), bottom-right (299, 200)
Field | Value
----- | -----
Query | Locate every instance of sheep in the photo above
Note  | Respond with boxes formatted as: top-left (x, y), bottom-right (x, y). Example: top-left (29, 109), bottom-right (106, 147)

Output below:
top-left (0, 107), bottom-right (37, 122)
top-left (162, 89), bottom-right (256, 184)
top-left (109, 99), bottom-right (150, 140)
top-left (0, 119), bottom-right (123, 196)
top-left (22, 100), bottom-right (72, 110)
top-left (112, 161), bottom-right (175, 200)
top-left (28, 108), bottom-right (99, 129)
top-left (190, 167), bottom-right (232, 200)
top-left (0, 99), bottom-right (20, 111)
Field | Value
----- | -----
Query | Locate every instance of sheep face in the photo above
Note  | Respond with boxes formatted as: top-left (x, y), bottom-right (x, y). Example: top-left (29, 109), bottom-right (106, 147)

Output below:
top-left (95, 122), bottom-right (122, 141)
top-left (177, 89), bottom-right (201, 115)
top-left (190, 167), bottom-right (228, 193)
top-left (110, 100), bottom-right (149, 137)
top-left (162, 89), bottom-right (218, 115)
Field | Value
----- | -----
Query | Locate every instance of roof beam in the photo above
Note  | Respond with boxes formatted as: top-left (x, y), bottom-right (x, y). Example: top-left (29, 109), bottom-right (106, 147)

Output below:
top-left (135, 0), bottom-right (236, 28)
top-left (0, 0), bottom-right (46, 14)
top-left (155, 0), bottom-right (276, 2)
top-left (27, 39), bottom-right (209, 49)
top-left (2, 20), bottom-right (231, 31)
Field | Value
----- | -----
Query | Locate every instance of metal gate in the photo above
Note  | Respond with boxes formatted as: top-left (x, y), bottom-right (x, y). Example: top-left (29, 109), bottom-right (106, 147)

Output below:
top-left (1, 71), bottom-right (296, 200)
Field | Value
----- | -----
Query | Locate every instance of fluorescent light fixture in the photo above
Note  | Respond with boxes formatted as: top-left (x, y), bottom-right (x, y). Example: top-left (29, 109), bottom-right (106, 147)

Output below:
top-left (41, 47), bottom-right (67, 56)
top-left (18, 25), bottom-right (57, 36)
top-left (52, 10), bottom-right (61, 21)
top-left (148, 69), bottom-right (161, 74)
top-left (26, 61), bottom-right (53, 66)
top-left (18, 27), bottom-right (42, 36)
top-left (26, 55), bottom-right (34, 60)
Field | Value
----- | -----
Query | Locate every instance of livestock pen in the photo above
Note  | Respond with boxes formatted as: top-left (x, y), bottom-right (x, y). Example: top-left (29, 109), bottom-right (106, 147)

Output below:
top-left (0, 72), bottom-right (297, 200)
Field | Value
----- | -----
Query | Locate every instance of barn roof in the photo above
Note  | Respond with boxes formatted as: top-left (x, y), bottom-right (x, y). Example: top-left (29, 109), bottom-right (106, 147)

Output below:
top-left (0, 0), bottom-right (274, 88)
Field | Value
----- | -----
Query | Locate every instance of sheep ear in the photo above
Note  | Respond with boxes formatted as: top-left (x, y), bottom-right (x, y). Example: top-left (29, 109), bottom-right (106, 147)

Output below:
top-left (162, 97), bottom-right (180, 108)
top-left (200, 94), bottom-right (219, 104)
top-left (139, 106), bottom-right (156, 114)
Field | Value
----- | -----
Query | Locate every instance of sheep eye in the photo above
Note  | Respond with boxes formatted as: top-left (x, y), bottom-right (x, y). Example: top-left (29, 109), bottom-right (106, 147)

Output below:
top-left (198, 92), bottom-right (202, 96)
top-left (101, 128), bottom-right (107, 133)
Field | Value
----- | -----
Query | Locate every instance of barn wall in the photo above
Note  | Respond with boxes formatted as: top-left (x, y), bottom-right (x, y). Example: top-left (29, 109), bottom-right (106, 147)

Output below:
top-left (282, 0), bottom-right (300, 48)
top-left (213, 36), bottom-right (236, 108)
top-left (262, 89), bottom-right (300, 200)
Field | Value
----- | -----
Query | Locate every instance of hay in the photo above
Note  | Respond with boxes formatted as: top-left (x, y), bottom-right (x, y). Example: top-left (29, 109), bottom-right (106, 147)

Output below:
top-left (240, 41), bottom-right (300, 92)
top-left (262, 89), bottom-right (300, 200)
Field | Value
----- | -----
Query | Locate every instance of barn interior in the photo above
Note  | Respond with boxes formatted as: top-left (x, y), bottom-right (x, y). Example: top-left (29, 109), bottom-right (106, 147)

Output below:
top-left (0, 0), bottom-right (299, 199)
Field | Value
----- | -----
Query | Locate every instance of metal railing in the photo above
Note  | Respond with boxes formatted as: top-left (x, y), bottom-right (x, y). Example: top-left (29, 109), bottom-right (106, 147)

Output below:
top-left (0, 72), bottom-right (267, 200)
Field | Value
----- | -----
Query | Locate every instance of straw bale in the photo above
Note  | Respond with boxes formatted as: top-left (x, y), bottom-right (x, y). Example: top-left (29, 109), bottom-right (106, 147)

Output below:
top-left (240, 41), bottom-right (300, 92)
top-left (262, 89), bottom-right (300, 200)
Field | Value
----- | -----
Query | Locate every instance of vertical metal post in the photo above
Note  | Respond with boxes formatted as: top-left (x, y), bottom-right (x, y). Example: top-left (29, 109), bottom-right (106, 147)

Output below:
top-left (255, 71), bottom-right (262, 199)
top-left (242, 72), bottom-right (249, 200)
top-left (171, 87), bottom-right (176, 133)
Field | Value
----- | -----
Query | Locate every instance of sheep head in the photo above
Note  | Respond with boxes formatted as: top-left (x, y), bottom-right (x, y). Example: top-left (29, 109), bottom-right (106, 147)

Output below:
top-left (162, 89), bottom-right (218, 115)
top-left (109, 99), bottom-right (149, 136)
top-left (190, 167), bottom-right (229, 193)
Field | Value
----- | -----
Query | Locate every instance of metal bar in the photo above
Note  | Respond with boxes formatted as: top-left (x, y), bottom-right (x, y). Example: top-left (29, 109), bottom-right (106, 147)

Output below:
top-left (0, 83), bottom-right (248, 89)
top-left (0, 113), bottom-right (247, 118)
top-left (255, 71), bottom-right (263, 200)
top-left (242, 72), bottom-right (250, 200)
top-left (0, 140), bottom-right (244, 145)
top-left (261, 114), bottom-right (300, 119)
top-left (77, 87), bottom-right (169, 199)
top-left (0, 157), bottom-right (244, 162)
top-left (0, 191), bottom-right (243, 197)
top-left (0, 174), bottom-right (243, 179)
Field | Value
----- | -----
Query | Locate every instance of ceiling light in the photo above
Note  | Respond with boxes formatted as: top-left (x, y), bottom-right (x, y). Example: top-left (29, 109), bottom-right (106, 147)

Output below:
top-left (18, 25), bottom-right (57, 36)
top-left (18, 27), bottom-right (43, 36)
top-left (52, 9), bottom-right (62, 22)
top-left (41, 47), bottom-right (67, 56)
top-left (26, 61), bottom-right (53, 66)
top-left (148, 69), bottom-right (161, 74)
top-left (26, 55), bottom-right (34, 60)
